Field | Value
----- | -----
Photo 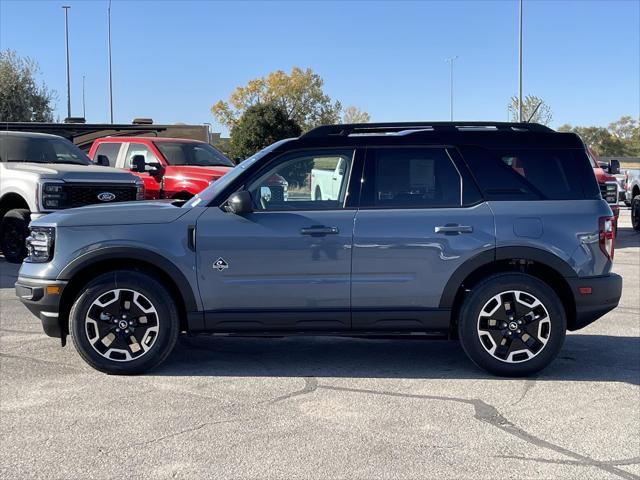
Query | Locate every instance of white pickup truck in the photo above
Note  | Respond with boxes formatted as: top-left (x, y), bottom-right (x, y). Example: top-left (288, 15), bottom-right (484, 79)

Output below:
top-left (310, 157), bottom-right (348, 201)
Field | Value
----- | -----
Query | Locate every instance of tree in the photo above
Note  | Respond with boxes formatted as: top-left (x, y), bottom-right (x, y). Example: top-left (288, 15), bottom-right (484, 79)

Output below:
top-left (0, 50), bottom-right (55, 122)
top-left (342, 105), bottom-right (370, 124)
top-left (229, 103), bottom-right (301, 161)
top-left (558, 124), bottom-right (628, 157)
top-left (212, 67), bottom-right (342, 132)
top-left (508, 95), bottom-right (552, 125)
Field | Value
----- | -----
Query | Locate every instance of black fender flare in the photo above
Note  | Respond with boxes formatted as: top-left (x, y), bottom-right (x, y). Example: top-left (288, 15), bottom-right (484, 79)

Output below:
top-left (439, 246), bottom-right (576, 308)
top-left (58, 247), bottom-right (199, 312)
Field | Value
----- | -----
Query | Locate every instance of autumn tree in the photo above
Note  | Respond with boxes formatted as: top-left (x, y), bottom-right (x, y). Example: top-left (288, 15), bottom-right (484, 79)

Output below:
top-left (229, 103), bottom-right (301, 160)
top-left (508, 95), bottom-right (552, 125)
top-left (212, 67), bottom-right (344, 132)
top-left (0, 50), bottom-right (55, 122)
top-left (342, 105), bottom-right (371, 124)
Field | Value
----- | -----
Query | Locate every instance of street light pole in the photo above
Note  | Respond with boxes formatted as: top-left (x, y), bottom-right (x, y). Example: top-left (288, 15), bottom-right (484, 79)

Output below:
top-left (518, 0), bottom-right (523, 122)
top-left (62, 6), bottom-right (71, 120)
top-left (108, 0), bottom-right (114, 123)
top-left (82, 75), bottom-right (86, 119)
top-left (445, 56), bottom-right (458, 121)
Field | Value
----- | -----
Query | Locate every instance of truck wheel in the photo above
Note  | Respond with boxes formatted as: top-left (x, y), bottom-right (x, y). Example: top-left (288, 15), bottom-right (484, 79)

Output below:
top-left (632, 195), bottom-right (640, 231)
top-left (70, 270), bottom-right (180, 374)
top-left (0, 208), bottom-right (30, 263)
top-left (315, 186), bottom-right (322, 201)
top-left (458, 273), bottom-right (566, 377)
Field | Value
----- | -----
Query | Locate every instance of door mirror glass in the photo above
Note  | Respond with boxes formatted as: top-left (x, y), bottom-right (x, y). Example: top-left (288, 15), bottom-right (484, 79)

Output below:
top-left (225, 191), bottom-right (253, 215)
top-left (131, 155), bottom-right (146, 173)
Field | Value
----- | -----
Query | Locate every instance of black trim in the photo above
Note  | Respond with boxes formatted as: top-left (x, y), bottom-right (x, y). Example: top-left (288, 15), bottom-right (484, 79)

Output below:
top-left (439, 249), bottom-right (495, 308)
top-left (494, 246), bottom-right (576, 277)
top-left (567, 273), bottom-right (622, 331)
top-left (15, 277), bottom-right (68, 338)
top-left (352, 308), bottom-right (450, 332)
top-left (57, 247), bottom-right (199, 311)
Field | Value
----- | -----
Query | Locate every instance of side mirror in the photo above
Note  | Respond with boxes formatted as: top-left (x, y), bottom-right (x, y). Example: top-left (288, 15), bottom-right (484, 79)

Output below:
top-left (609, 159), bottom-right (620, 175)
top-left (225, 190), bottom-right (253, 215)
top-left (131, 155), bottom-right (146, 173)
top-left (96, 154), bottom-right (110, 167)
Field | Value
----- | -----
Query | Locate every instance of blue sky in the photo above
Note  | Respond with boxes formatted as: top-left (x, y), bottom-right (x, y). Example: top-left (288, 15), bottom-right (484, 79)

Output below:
top-left (1, 0), bottom-right (638, 135)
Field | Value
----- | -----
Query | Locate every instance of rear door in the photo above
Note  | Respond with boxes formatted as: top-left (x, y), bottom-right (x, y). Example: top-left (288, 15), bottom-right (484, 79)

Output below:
top-left (351, 146), bottom-right (495, 331)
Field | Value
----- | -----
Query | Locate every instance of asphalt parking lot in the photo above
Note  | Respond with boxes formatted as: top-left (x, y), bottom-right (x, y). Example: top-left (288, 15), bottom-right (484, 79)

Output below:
top-left (1, 209), bottom-right (638, 480)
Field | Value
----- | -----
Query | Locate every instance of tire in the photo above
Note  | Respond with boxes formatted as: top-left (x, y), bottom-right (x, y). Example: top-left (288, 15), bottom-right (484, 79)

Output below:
top-left (458, 273), bottom-right (566, 377)
top-left (632, 195), bottom-right (640, 231)
top-left (315, 186), bottom-right (322, 201)
top-left (70, 270), bottom-right (180, 374)
top-left (0, 208), bottom-right (30, 263)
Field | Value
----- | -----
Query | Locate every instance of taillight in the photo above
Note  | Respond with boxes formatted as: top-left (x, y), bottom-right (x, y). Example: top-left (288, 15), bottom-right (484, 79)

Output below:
top-left (599, 216), bottom-right (615, 261)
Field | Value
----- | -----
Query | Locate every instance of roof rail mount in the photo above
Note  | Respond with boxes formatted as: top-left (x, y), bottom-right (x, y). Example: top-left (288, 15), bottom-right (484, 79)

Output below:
top-left (302, 121), bottom-right (554, 138)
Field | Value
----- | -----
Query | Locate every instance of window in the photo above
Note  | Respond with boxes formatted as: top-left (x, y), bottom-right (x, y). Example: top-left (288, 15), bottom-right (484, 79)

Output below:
top-left (124, 143), bottom-right (160, 168)
top-left (94, 142), bottom-right (121, 167)
top-left (370, 148), bottom-right (461, 208)
top-left (247, 150), bottom-right (354, 211)
top-left (155, 142), bottom-right (233, 167)
top-left (0, 135), bottom-right (90, 165)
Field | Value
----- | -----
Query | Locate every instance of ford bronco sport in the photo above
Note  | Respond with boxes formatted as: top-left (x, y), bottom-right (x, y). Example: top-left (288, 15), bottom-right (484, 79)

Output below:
top-left (15, 122), bottom-right (622, 376)
top-left (0, 131), bottom-right (144, 263)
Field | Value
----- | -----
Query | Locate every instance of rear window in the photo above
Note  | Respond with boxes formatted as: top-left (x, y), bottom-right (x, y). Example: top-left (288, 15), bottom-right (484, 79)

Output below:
top-left (93, 142), bottom-right (121, 167)
top-left (461, 146), bottom-right (600, 200)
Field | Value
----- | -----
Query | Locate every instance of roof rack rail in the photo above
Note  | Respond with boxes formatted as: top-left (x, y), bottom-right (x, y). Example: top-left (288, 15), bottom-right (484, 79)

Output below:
top-left (302, 121), bottom-right (554, 138)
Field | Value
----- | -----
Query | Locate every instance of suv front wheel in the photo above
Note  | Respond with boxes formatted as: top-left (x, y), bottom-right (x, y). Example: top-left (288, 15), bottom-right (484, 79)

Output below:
top-left (458, 273), bottom-right (566, 377)
top-left (70, 270), bottom-right (180, 374)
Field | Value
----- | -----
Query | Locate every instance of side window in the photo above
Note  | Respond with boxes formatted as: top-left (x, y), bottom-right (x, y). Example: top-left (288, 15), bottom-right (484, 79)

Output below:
top-left (247, 149), bottom-right (354, 211)
top-left (94, 143), bottom-right (121, 167)
top-left (370, 148), bottom-right (461, 208)
top-left (124, 143), bottom-right (160, 168)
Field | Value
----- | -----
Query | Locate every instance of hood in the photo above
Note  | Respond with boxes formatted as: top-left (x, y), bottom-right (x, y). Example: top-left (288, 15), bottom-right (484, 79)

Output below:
top-left (31, 200), bottom-right (190, 228)
top-left (164, 165), bottom-right (232, 180)
top-left (4, 162), bottom-right (139, 183)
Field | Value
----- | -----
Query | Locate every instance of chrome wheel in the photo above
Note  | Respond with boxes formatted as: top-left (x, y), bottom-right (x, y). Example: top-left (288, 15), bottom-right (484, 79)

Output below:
top-left (477, 290), bottom-right (551, 363)
top-left (85, 289), bottom-right (160, 362)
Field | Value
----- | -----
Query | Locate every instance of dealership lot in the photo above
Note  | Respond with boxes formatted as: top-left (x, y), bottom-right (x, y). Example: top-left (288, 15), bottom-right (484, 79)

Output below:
top-left (0, 210), bottom-right (638, 480)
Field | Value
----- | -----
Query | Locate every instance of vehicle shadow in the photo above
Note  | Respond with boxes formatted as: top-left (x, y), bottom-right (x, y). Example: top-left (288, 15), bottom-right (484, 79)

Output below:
top-left (616, 226), bottom-right (640, 250)
top-left (0, 258), bottom-right (20, 289)
top-left (154, 333), bottom-right (640, 385)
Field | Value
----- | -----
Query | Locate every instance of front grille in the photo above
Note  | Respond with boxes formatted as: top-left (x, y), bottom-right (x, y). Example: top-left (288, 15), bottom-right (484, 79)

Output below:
top-left (600, 182), bottom-right (617, 204)
top-left (63, 184), bottom-right (137, 208)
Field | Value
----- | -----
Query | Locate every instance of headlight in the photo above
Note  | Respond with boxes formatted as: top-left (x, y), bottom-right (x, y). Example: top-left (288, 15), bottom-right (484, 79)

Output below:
top-left (136, 180), bottom-right (145, 200)
top-left (41, 182), bottom-right (66, 209)
top-left (25, 227), bottom-right (55, 263)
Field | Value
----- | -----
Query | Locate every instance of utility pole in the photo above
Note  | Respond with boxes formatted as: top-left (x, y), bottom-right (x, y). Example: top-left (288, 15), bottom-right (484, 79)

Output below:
top-left (82, 75), bottom-right (86, 119)
top-left (445, 56), bottom-right (458, 121)
top-left (518, 0), bottom-right (523, 122)
top-left (63, 6), bottom-right (71, 120)
top-left (108, 0), bottom-right (114, 123)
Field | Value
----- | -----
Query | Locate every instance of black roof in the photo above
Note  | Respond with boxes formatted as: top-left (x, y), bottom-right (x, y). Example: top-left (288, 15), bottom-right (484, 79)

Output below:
top-left (289, 122), bottom-right (584, 150)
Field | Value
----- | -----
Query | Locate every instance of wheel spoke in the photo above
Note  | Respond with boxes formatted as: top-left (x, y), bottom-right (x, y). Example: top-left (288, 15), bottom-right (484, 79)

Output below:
top-left (494, 335), bottom-right (513, 360)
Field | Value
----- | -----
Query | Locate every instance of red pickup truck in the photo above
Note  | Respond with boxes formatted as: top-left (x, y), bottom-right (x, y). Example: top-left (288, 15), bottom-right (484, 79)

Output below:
top-left (88, 137), bottom-right (234, 200)
top-left (587, 147), bottom-right (620, 231)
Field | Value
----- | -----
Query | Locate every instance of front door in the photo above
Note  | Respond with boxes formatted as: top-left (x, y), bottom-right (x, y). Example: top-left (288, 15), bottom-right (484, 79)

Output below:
top-left (195, 148), bottom-right (359, 332)
top-left (351, 146), bottom-right (495, 331)
top-left (120, 142), bottom-right (163, 199)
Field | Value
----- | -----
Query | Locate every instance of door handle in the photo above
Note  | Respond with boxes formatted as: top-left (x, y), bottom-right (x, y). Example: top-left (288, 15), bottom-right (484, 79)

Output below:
top-left (435, 224), bottom-right (473, 234)
top-left (300, 225), bottom-right (339, 236)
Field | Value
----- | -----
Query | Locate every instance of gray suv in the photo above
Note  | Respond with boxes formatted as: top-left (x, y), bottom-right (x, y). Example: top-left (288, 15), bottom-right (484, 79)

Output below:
top-left (15, 122), bottom-right (622, 376)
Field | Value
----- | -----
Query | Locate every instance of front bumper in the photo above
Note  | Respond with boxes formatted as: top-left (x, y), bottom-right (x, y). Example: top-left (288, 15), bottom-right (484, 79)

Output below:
top-left (567, 273), bottom-right (622, 331)
top-left (15, 277), bottom-right (68, 338)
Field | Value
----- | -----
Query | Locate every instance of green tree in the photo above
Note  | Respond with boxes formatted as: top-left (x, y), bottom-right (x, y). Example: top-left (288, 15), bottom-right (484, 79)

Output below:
top-left (342, 105), bottom-right (370, 124)
top-left (0, 50), bottom-right (55, 122)
top-left (558, 124), bottom-right (628, 157)
top-left (508, 95), bottom-right (552, 125)
top-left (229, 103), bottom-right (301, 161)
top-left (212, 67), bottom-right (342, 132)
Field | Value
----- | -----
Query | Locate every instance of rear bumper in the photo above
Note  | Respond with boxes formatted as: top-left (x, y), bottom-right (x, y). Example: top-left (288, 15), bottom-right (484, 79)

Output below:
top-left (15, 277), bottom-right (67, 338)
top-left (568, 273), bottom-right (622, 331)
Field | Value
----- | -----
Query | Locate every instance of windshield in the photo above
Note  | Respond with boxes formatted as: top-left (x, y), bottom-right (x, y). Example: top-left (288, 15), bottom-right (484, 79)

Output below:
top-left (0, 135), bottom-right (91, 165)
top-left (184, 139), bottom-right (292, 208)
top-left (154, 142), bottom-right (233, 167)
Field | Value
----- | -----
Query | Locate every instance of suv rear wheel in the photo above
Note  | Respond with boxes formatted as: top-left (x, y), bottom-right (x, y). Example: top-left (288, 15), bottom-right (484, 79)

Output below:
top-left (0, 208), bottom-right (30, 263)
top-left (458, 273), bottom-right (566, 377)
top-left (70, 270), bottom-right (179, 374)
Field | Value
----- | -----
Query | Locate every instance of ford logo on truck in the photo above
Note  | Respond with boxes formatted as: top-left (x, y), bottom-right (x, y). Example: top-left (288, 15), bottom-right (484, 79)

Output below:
top-left (97, 192), bottom-right (116, 202)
